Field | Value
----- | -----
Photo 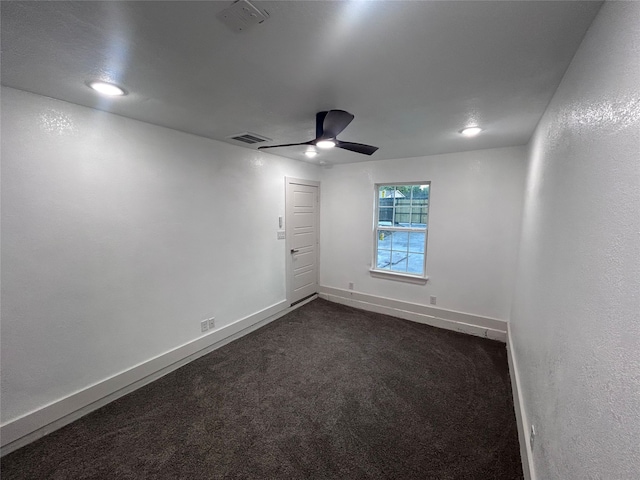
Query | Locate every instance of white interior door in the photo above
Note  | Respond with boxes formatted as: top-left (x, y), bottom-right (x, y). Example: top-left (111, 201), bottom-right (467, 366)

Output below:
top-left (286, 178), bottom-right (319, 305)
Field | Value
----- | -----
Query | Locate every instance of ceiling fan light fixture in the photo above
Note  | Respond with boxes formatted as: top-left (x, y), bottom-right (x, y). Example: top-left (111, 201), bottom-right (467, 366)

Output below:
top-left (460, 126), bottom-right (482, 137)
top-left (88, 81), bottom-right (126, 96)
top-left (316, 139), bottom-right (336, 149)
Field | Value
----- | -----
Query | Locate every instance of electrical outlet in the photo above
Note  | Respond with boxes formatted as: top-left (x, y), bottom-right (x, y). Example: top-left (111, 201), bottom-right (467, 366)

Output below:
top-left (348, 282), bottom-right (354, 290)
top-left (277, 231), bottom-right (285, 240)
top-left (208, 317), bottom-right (216, 330)
top-left (430, 295), bottom-right (437, 305)
top-left (530, 424), bottom-right (536, 449)
top-left (200, 319), bottom-right (209, 333)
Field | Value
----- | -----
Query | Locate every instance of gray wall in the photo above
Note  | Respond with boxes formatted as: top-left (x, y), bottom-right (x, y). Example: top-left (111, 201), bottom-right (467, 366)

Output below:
top-left (0, 87), bottom-right (320, 426)
top-left (510, 2), bottom-right (640, 478)
top-left (320, 146), bottom-right (527, 321)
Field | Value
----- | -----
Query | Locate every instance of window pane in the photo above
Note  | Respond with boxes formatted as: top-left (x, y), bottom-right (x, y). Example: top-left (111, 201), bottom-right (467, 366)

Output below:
top-left (390, 251), bottom-right (408, 272)
top-left (378, 207), bottom-right (393, 226)
top-left (376, 249), bottom-right (391, 269)
top-left (379, 186), bottom-right (395, 199)
top-left (393, 187), bottom-right (408, 206)
top-left (394, 206), bottom-right (410, 225)
top-left (407, 253), bottom-right (425, 275)
top-left (410, 207), bottom-right (428, 228)
top-left (408, 232), bottom-right (425, 253)
top-left (391, 231), bottom-right (409, 253)
top-left (411, 184), bottom-right (429, 203)
top-left (377, 230), bottom-right (392, 250)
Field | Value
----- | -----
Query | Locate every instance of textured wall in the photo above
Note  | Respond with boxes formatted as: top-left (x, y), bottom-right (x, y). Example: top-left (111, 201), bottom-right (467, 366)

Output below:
top-left (320, 146), bottom-right (527, 320)
top-left (0, 88), bottom-right (320, 424)
top-left (510, 2), bottom-right (640, 478)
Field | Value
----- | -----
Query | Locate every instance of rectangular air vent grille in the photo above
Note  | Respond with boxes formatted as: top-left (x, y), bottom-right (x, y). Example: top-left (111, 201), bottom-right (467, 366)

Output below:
top-left (228, 132), bottom-right (272, 144)
top-left (216, 0), bottom-right (270, 33)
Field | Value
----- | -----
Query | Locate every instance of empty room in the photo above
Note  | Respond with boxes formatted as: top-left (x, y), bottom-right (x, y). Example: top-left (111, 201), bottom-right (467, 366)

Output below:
top-left (1, 1), bottom-right (638, 479)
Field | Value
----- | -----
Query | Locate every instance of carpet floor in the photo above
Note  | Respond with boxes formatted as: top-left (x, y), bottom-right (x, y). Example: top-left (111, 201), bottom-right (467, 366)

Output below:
top-left (1, 299), bottom-right (523, 479)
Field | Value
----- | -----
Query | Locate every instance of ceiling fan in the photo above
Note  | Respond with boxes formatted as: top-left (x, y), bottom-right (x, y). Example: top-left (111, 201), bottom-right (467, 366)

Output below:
top-left (258, 110), bottom-right (378, 156)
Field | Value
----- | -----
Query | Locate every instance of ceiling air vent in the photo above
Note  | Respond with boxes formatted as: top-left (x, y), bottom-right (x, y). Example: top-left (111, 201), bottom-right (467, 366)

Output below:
top-left (216, 0), bottom-right (270, 33)
top-left (228, 132), bottom-right (272, 145)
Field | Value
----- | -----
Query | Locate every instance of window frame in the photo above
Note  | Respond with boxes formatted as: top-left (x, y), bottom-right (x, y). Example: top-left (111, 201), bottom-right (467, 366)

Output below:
top-left (370, 182), bottom-right (430, 284)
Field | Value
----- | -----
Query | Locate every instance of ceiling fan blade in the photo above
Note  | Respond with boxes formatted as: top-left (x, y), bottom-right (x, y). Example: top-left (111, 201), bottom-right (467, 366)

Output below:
top-left (258, 141), bottom-right (313, 150)
top-left (336, 141), bottom-right (378, 155)
top-left (321, 110), bottom-right (355, 139)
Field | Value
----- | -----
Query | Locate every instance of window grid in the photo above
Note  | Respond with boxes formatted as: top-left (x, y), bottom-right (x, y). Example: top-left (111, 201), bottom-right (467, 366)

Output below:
top-left (374, 183), bottom-right (430, 277)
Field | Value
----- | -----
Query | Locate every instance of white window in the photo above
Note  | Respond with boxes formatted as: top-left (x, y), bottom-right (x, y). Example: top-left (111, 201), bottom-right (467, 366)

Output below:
top-left (371, 183), bottom-right (430, 283)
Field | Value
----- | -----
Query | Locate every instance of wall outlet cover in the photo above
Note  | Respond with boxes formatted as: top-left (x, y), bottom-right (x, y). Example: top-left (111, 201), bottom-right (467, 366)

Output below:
top-left (200, 319), bottom-right (209, 333)
top-left (430, 296), bottom-right (437, 305)
top-left (277, 231), bottom-right (285, 240)
top-left (208, 318), bottom-right (216, 330)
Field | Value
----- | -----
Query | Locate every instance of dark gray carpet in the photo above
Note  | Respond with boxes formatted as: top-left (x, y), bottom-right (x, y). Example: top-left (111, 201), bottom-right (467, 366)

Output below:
top-left (1, 299), bottom-right (523, 479)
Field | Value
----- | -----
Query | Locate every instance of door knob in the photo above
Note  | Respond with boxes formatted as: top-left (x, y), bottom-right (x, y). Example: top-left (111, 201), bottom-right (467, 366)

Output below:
top-left (291, 249), bottom-right (299, 254)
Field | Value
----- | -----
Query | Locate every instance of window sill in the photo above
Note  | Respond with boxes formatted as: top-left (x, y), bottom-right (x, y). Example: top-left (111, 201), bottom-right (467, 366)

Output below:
top-left (369, 269), bottom-right (429, 285)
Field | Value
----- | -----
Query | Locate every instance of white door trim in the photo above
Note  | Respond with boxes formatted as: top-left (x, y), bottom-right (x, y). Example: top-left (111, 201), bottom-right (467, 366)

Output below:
top-left (285, 177), bottom-right (320, 306)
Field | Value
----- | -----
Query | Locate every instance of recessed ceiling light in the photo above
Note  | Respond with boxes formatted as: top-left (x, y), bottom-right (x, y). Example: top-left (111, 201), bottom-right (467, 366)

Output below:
top-left (316, 140), bottom-right (336, 149)
top-left (460, 126), bottom-right (482, 137)
top-left (88, 81), bottom-right (126, 96)
top-left (305, 149), bottom-right (318, 158)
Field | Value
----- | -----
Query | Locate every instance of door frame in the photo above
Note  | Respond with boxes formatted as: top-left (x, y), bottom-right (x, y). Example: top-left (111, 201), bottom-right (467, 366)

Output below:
top-left (285, 177), bottom-right (321, 306)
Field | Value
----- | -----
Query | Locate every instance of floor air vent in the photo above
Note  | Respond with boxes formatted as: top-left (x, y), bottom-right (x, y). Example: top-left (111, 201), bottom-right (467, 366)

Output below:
top-left (228, 132), bottom-right (272, 145)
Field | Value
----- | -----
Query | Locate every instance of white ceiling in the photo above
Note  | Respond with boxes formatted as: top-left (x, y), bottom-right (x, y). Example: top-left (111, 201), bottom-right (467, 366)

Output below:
top-left (1, 1), bottom-right (602, 164)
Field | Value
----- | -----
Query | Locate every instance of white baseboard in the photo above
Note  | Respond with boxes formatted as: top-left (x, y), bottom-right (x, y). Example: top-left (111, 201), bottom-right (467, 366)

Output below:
top-left (507, 325), bottom-right (536, 480)
top-left (0, 295), bottom-right (317, 456)
top-left (318, 286), bottom-right (507, 342)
